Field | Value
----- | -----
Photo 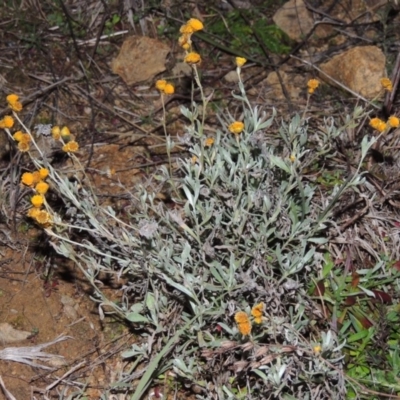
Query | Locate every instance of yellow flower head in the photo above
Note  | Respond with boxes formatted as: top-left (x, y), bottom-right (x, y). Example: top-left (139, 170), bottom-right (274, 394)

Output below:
top-left (7, 94), bottom-right (22, 112)
top-left (31, 194), bottom-right (44, 208)
top-left (187, 18), bottom-right (203, 32)
top-left (191, 155), bottom-right (198, 164)
top-left (18, 141), bottom-right (30, 152)
top-left (35, 210), bottom-right (52, 225)
top-left (32, 171), bottom-right (41, 184)
top-left (180, 24), bottom-right (194, 34)
top-left (184, 52), bottom-right (201, 65)
top-left (381, 77), bottom-right (393, 92)
top-left (388, 116), bottom-right (400, 128)
top-left (164, 83), bottom-right (175, 95)
top-left (6, 94), bottom-right (19, 104)
top-left (38, 168), bottom-right (49, 180)
top-left (155, 80), bottom-right (167, 91)
top-left (13, 131), bottom-right (24, 142)
top-left (62, 141), bottom-right (79, 153)
top-left (377, 122), bottom-right (387, 132)
top-left (205, 137), bottom-right (214, 147)
top-left (61, 126), bottom-right (71, 137)
top-left (27, 207), bottom-right (41, 219)
top-left (19, 133), bottom-right (31, 143)
top-left (35, 181), bottom-right (49, 195)
top-left (369, 117), bottom-right (387, 132)
top-left (236, 57), bottom-right (247, 68)
top-left (251, 303), bottom-right (264, 318)
top-left (289, 154), bottom-right (296, 162)
top-left (21, 172), bottom-right (35, 186)
top-left (178, 34), bottom-right (191, 49)
top-left (370, 117), bottom-right (382, 129)
top-left (251, 303), bottom-right (264, 324)
top-left (307, 79), bottom-right (319, 94)
top-left (51, 126), bottom-right (61, 140)
top-left (0, 115), bottom-right (14, 129)
top-left (313, 345), bottom-right (322, 355)
top-left (234, 311), bottom-right (251, 336)
top-left (234, 311), bottom-right (249, 324)
top-left (228, 121), bottom-right (244, 135)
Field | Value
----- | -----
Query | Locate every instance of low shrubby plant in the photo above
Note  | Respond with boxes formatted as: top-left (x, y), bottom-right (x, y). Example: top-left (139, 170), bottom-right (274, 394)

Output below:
top-left (2, 18), bottom-right (400, 400)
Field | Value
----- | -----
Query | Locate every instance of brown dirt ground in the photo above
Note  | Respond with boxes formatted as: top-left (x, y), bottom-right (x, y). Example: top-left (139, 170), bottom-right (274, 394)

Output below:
top-left (0, 0), bottom-right (399, 399)
top-left (0, 236), bottom-right (133, 399)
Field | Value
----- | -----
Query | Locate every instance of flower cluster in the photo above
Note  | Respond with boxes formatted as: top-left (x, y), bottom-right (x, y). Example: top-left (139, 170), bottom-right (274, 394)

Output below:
top-left (179, 18), bottom-right (203, 65)
top-left (234, 303), bottom-right (265, 336)
top-left (234, 311), bottom-right (251, 336)
top-left (155, 80), bottom-right (175, 95)
top-left (52, 125), bottom-right (79, 152)
top-left (0, 95), bottom-right (31, 152)
top-left (251, 302), bottom-right (264, 324)
top-left (307, 79), bottom-right (319, 94)
top-left (369, 115), bottom-right (399, 133)
top-left (6, 94), bottom-right (23, 112)
top-left (13, 130), bottom-right (31, 152)
top-left (22, 167), bottom-right (52, 225)
top-left (380, 77), bottom-right (393, 92)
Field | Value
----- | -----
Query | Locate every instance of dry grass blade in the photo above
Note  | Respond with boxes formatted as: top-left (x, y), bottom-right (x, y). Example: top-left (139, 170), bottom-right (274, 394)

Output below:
top-left (0, 336), bottom-right (71, 370)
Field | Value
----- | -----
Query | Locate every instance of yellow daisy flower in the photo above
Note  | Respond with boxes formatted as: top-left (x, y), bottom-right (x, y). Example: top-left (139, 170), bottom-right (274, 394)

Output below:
top-left (31, 194), bottom-right (44, 208)
top-left (18, 141), bottom-right (30, 152)
top-left (187, 18), bottom-right (203, 32)
top-left (51, 126), bottom-right (61, 140)
top-left (235, 57), bottom-right (247, 68)
top-left (228, 121), bottom-right (244, 135)
top-left (204, 137), bottom-right (214, 147)
top-left (35, 210), bottom-right (52, 224)
top-left (155, 80), bottom-right (167, 91)
top-left (178, 34), bottom-right (191, 49)
top-left (21, 172), bottom-right (35, 186)
top-left (35, 181), bottom-right (49, 195)
top-left (7, 94), bottom-right (22, 112)
top-left (13, 131), bottom-right (24, 142)
top-left (179, 24), bottom-right (194, 34)
top-left (234, 311), bottom-right (251, 336)
top-left (388, 116), bottom-right (399, 128)
top-left (27, 207), bottom-right (41, 219)
top-left (62, 141), bottom-right (79, 152)
top-left (313, 345), bottom-right (322, 355)
top-left (0, 116), bottom-right (14, 129)
top-left (307, 79), bottom-right (319, 94)
top-left (251, 303), bottom-right (264, 324)
top-left (61, 126), bottom-right (71, 137)
top-left (38, 168), bottom-right (49, 180)
top-left (381, 77), bottom-right (393, 92)
top-left (184, 52), bottom-right (201, 65)
top-left (163, 83), bottom-right (175, 95)
top-left (32, 171), bottom-right (41, 184)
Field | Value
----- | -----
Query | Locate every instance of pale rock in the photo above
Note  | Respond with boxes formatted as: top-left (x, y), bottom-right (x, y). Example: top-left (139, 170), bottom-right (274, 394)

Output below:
top-left (273, 0), bottom-right (314, 42)
top-left (223, 70), bottom-right (240, 83)
top-left (61, 295), bottom-right (79, 320)
top-left (0, 323), bottom-right (31, 344)
top-left (172, 61), bottom-right (192, 77)
top-left (320, 46), bottom-right (386, 99)
top-left (111, 36), bottom-right (171, 85)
